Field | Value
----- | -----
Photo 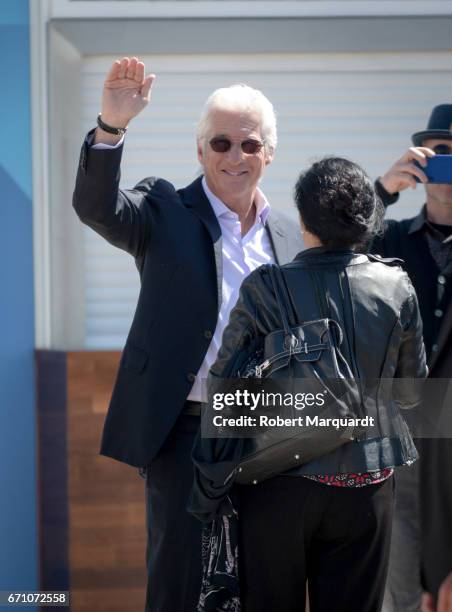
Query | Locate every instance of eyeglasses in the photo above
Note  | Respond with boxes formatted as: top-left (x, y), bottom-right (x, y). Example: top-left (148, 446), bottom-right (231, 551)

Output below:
top-left (432, 144), bottom-right (452, 155)
top-left (209, 137), bottom-right (265, 155)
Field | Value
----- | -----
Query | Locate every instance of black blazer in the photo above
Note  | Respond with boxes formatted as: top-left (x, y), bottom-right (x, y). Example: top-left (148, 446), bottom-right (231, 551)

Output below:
top-left (73, 134), bottom-right (304, 467)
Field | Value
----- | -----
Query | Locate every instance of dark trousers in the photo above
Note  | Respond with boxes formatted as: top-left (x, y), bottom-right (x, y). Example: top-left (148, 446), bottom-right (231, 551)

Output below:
top-left (144, 414), bottom-right (202, 612)
top-left (238, 475), bottom-right (394, 612)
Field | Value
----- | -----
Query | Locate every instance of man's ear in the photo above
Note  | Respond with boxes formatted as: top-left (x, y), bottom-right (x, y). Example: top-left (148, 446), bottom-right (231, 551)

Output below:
top-left (197, 140), bottom-right (204, 165)
top-left (265, 147), bottom-right (274, 166)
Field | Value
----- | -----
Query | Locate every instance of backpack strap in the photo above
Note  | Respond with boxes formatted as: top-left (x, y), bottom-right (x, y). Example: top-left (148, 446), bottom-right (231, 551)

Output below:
top-left (272, 265), bottom-right (299, 324)
top-left (268, 265), bottom-right (299, 345)
top-left (307, 269), bottom-right (330, 319)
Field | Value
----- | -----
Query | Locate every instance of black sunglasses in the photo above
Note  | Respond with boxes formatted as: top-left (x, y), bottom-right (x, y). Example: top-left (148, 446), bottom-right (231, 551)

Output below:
top-left (432, 144), bottom-right (452, 155)
top-left (209, 137), bottom-right (265, 155)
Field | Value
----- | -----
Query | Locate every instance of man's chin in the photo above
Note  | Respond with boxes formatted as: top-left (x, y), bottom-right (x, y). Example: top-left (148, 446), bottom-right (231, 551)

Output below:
top-left (426, 184), bottom-right (452, 208)
top-left (219, 177), bottom-right (253, 194)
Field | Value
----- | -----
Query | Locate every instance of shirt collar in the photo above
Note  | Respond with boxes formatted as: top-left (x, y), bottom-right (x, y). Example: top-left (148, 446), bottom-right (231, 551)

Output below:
top-left (408, 205), bottom-right (428, 235)
top-left (408, 204), bottom-right (452, 243)
top-left (201, 176), bottom-right (270, 226)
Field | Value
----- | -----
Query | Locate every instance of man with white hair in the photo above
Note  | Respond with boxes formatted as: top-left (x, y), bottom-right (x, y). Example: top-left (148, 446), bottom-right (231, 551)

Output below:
top-left (72, 56), bottom-right (302, 611)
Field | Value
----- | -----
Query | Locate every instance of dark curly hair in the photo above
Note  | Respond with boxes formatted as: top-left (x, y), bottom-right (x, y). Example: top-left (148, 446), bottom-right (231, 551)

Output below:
top-left (294, 157), bottom-right (384, 250)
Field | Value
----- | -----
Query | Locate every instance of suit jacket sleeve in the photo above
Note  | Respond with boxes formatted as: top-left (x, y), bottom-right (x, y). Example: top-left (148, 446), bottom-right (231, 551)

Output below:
top-left (72, 130), bottom-right (166, 258)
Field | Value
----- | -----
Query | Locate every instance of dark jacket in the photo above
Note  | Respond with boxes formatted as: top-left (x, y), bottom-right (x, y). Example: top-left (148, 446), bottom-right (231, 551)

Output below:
top-left (190, 248), bottom-right (428, 525)
top-left (72, 132), bottom-right (303, 467)
top-left (215, 249), bottom-right (427, 471)
top-left (371, 203), bottom-right (452, 368)
top-left (373, 182), bottom-right (452, 599)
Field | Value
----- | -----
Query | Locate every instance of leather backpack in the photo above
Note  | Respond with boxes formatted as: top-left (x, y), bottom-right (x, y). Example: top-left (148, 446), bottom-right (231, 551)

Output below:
top-left (232, 264), bottom-right (364, 485)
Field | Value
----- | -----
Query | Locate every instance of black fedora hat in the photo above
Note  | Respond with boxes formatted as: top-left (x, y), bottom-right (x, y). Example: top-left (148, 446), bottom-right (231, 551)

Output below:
top-left (412, 104), bottom-right (452, 146)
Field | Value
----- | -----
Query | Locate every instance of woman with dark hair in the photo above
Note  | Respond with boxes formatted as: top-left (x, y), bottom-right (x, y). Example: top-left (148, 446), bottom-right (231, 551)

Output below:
top-left (295, 156), bottom-right (384, 249)
top-left (189, 157), bottom-right (427, 612)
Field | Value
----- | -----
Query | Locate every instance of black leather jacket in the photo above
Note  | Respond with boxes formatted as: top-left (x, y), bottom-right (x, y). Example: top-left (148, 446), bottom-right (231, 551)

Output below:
top-left (209, 247), bottom-right (428, 474)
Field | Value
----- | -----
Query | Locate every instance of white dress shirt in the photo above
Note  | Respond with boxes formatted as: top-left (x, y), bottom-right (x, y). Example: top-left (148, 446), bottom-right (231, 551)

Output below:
top-left (187, 177), bottom-right (274, 402)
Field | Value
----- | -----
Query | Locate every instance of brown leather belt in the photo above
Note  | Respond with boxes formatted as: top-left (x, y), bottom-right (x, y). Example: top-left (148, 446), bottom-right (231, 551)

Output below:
top-left (183, 400), bottom-right (205, 417)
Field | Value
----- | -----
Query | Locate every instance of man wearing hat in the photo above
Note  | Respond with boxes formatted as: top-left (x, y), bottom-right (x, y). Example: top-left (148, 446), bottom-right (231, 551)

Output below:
top-left (373, 105), bottom-right (452, 612)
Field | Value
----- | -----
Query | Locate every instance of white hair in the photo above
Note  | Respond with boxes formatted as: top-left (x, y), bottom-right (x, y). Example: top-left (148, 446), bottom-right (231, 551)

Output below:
top-left (196, 84), bottom-right (277, 153)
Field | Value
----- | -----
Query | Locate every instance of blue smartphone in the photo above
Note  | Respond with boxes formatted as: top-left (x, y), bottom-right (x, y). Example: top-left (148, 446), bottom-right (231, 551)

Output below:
top-left (415, 155), bottom-right (452, 184)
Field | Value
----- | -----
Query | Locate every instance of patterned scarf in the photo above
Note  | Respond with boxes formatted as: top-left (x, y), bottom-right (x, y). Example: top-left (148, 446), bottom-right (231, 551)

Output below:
top-left (198, 510), bottom-right (241, 612)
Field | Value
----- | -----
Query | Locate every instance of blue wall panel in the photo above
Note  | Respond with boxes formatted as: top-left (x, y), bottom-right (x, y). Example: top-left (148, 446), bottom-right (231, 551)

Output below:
top-left (0, 0), bottom-right (38, 601)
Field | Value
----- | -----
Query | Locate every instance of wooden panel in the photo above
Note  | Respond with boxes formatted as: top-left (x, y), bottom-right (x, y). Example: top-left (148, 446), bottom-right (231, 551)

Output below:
top-left (66, 352), bottom-right (147, 612)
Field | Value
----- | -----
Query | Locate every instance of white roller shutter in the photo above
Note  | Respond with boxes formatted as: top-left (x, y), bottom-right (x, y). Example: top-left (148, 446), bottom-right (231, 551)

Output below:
top-left (80, 52), bottom-right (452, 348)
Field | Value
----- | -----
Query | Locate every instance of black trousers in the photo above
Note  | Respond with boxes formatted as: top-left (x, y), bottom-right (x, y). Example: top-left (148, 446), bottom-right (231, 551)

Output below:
top-left (144, 414), bottom-right (202, 612)
top-left (238, 475), bottom-right (394, 612)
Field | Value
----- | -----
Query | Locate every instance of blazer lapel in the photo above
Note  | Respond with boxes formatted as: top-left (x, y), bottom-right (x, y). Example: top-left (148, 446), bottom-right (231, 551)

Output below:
top-left (181, 177), bottom-right (223, 313)
top-left (265, 213), bottom-right (290, 264)
top-left (181, 180), bottom-right (302, 311)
